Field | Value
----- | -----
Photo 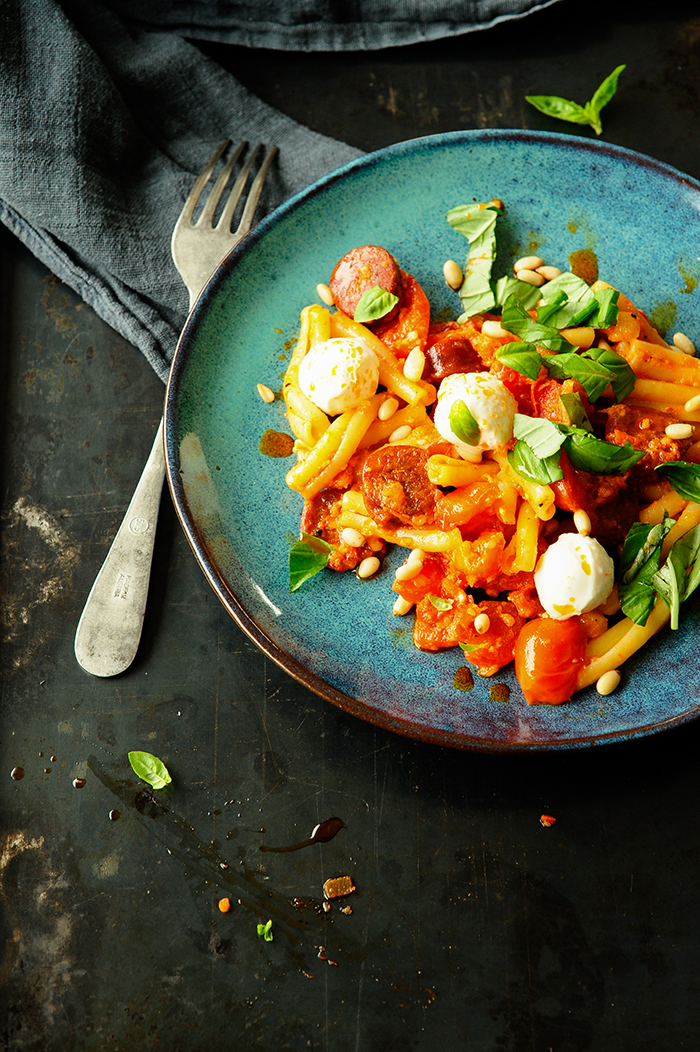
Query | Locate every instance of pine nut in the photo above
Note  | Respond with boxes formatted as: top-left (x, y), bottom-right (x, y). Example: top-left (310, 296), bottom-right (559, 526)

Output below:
top-left (482, 319), bottom-right (509, 338)
top-left (341, 527), bottom-right (365, 547)
top-left (684, 394), bottom-right (700, 413)
top-left (561, 327), bottom-right (595, 349)
top-left (596, 338), bottom-right (612, 350)
top-left (443, 259), bottom-right (463, 290)
top-left (403, 347), bottom-right (425, 381)
top-left (573, 509), bottom-right (592, 536)
top-left (536, 265), bottom-right (562, 281)
top-left (393, 595), bottom-right (414, 616)
top-left (515, 268), bottom-right (545, 287)
top-left (596, 670), bottom-right (621, 696)
top-left (378, 396), bottom-right (399, 421)
top-left (389, 424), bottom-right (412, 443)
top-left (488, 198), bottom-right (505, 212)
top-left (673, 332), bottom-right (695, 355)
top-left (256, 382), bottom-right (275, 403)
top-left (665, 422), bottom-right (694, 440)
top-left (395, 560), bottom-right (423, 582)
top-left (474, 613), bottom-right (491, 634)
top-left (316, 282), bottom-right (334, 306)
top-left (357, 556), bottom-right (380, 579)
top-left (514, 255), bottom-right (543, 273)
top-left (407, 548), bottom-right (425, 564)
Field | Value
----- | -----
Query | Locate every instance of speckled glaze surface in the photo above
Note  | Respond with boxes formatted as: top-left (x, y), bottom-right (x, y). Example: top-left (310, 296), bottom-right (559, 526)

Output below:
top-left (164, 129), bottom-right (700, 752)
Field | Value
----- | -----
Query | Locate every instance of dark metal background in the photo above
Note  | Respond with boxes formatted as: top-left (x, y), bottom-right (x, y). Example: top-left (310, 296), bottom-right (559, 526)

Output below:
top-left (3, 3), bottom-right (700, 1049)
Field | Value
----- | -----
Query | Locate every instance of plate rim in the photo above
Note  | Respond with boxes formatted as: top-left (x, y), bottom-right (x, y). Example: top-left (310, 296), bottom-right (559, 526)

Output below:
top-left (164, 127), bottom-right (700, 753)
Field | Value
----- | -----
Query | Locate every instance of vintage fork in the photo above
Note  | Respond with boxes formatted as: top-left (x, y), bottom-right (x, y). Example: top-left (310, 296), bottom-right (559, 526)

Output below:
top-left (74, 140), bottom-right (278, 677)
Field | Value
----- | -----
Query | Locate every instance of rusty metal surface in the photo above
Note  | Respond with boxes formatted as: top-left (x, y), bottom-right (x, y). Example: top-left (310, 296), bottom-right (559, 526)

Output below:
top-left (3, 3), bottom-right (700, 1049)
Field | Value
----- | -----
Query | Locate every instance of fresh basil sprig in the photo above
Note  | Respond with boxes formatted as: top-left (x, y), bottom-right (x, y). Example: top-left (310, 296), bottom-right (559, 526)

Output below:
top-left (128, 751), bottom-right (172, 790)
top-left (526, 65), bottom-right (626, 136)
top-left (508, 412), bottom-right (645, 485)
top-left (449, 399), bottom-right (480, 446)
top-left (289, 533), bottom-right (334, 592)
top-left (618, 516), bottom-right (700, 630)
top-left (495, 341), bottom-right (543, 381)
top-left (447, 203), bottom-right (500, 317)
top-left (354, 285), bottom-right (399, 323)
top-left (559, 391), bottom-right (593, 432)
top-left (500, 294), bottom-right (572, 352)
top-left (257, 919), bottom-right (274, 942)
top-left (545, 352), bottom-right (618, 403)
top-left (537, 273), bottom-right (620, 328)
top-left (655, 461), bottom-right (700, 503)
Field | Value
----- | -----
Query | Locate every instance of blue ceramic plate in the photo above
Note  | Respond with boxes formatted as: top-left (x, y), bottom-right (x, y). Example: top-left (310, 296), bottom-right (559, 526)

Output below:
top-left (165, 129), bottom-right (700, 752)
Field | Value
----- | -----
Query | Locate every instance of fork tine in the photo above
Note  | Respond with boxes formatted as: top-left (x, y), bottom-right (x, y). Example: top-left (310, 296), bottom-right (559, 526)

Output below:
top-left (215, 144), bottom-right (263, 233)
top-left (196, 141), bottom-right (247, 227)
top-left (179, 139), bottom-right (231, 225)
top-left (233, 146), bottom-right (280, 240)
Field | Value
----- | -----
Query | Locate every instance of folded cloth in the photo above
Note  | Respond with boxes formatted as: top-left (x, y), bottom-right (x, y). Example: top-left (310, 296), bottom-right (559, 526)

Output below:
top-left (0, 0), bottom-right (557, 382)
top-left (102, 0), bottom-right (560, 51)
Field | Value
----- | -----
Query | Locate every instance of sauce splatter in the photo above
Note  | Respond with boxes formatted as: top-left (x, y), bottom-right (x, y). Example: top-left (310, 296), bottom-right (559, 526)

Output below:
top-left (453, 667), bottom-right (474, 692)
top-left (489, 683), bottom-right (510, 703)
top-left (569, 248), bottom-right (598, 285)
top-left (259, 429), bottom-right (294, 458)
top-left (260, 816), bottom-right (346, 853)
top-left (649, 300), bottom-right (677, 337)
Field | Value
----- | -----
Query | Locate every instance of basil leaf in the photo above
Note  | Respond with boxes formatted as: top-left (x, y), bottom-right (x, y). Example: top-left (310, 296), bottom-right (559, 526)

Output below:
top-left (544, 351), bottom-right (615, 403)
top-left (587, 64), bottom-right (626, 135)
top-left (354, 285), bottom-right (399, 323)
top-left (447, 204), bottom-right (500, 317)
top-left (289, 533), bottom-right (334, 592)
top-left (583, 346), bottom-right (635, 401)
top-left (618, 575), bottom-right (657, 627)
top-left (526, 65), bottom-right (625, 136)
top-left (449, 399), bottom-right (481, 446)
top-left (535, 289), bottom-right (569, 325)
top-left (128, 751), bottom-right (172, 790)
top-left (564, 432), bottom-right (645, 475)
top-left (428, 594), bottom-right (454, 611)
top-left (513, 412), bottom-right (567, 459)
top-left (459, 641), bottom-right (484, 652)
top-left (620, 517), bottom-right (675, 585)
top-left (500, 295), bottom-right (571, 352)
top-left (655, 461), bottom-right (700, 503)
top-left (560, 391), bottom-right (593, 432)
top-left (525, 95), bottom-right (591, 126)
top-left (495, 342), bottom-right (543, 380)
top-left (493, 275), bottom-right (542, 312)
top-left (652, 558), bottom-right (682, 630)
top-left (538, 273), bottom-right (597, 326)
top-left (671, 524), bottom-right (700, 602)
top-left (590, 287), bottom-right (620, 328)
top-left (257, 919), bottom-right (274, 942)
top-left (507, 441), bottom-right (564, 485)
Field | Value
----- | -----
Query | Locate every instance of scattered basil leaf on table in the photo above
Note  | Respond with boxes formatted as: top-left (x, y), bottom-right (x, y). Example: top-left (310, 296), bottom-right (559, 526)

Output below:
top-left (655, 461), bottom-right (700, 503)
top-left (447, 203), bottom-right (500, 317)
top-left (354, 286), bottom-right (399, 323)
top-left (128, 751), bottom-right (172, 790)
top-left (257, 919), bottom-right (274, 942)
top-left (449, 399), bottom-right (481, 446)
top-left (289, 533), bottom-right (334, 592)
top-left (526, 64), bottom-right (626, 136)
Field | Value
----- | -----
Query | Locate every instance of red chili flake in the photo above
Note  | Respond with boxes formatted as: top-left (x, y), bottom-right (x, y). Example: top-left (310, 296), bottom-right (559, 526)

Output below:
top-left (539, 814), bottom-right (556, 828)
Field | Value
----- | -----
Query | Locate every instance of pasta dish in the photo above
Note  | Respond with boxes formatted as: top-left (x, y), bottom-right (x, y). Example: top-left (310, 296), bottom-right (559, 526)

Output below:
top-left (278, 201), bottom-right (700, 705)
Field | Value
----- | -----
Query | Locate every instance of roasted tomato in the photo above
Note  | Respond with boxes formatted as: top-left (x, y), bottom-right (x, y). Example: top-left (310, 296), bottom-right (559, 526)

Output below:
top-left (514, 617), bottom-right (588, 705)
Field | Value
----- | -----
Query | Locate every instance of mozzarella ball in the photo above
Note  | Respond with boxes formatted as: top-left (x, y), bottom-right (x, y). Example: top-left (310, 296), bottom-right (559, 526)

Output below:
top-left (298, 336), bottom-right (379, 415)
top-left (433, 372), bottom-right (517, 459)
top-left (534, 534), bottom-right (615, 620)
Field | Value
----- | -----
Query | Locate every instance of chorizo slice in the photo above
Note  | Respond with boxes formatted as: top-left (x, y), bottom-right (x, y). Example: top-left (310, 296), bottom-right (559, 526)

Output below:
top-left (361, 445), bottom-right (438, 528)
top-left (423, 325), bottom-right (487, 383)
top-left (329, 245), bottom-right (403, 323)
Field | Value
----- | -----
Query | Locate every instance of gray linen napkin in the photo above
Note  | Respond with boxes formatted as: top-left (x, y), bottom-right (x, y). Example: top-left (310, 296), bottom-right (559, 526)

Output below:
top-left (0, 0), bottom-right (557, 382)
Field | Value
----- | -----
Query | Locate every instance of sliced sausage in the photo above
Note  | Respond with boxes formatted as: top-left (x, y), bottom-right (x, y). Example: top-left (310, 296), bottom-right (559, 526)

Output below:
top-left (329, 245), bottom-right (403, 323)
top-left (423, 325), bottom-right (486, 384)
top-left (361, 445), bottom-right (438, 528)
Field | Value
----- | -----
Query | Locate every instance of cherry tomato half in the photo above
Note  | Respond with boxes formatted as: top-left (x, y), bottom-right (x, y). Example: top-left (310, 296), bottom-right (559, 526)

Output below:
top-left (514, 617), bottom-right (587, 705)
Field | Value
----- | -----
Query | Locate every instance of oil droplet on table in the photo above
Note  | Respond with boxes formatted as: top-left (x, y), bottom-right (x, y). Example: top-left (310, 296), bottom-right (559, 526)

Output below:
top-left (260, 816), bottom-right (346, 853)
top-left (10, 766), bottom-right (24, 780)
top-left (259, 429), bottom-right (294, 458)
top-left (453, 667), bottom-right (474, 692)
top-left (569, 248), bottom-right (598, 285)
top-left (109, 809), bottom-right (120, 821)
top-left (72, 777), bottom-right (86, 789)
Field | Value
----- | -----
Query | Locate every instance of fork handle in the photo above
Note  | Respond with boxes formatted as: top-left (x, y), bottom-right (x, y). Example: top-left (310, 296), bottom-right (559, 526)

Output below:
top-left (74, 419), bottom-right (165, 677)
